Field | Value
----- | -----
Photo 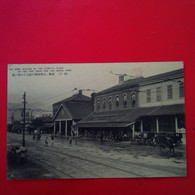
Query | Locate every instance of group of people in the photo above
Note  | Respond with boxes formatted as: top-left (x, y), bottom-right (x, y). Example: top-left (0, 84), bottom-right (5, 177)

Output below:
top-left (44, 127), bottom-right (78, 147)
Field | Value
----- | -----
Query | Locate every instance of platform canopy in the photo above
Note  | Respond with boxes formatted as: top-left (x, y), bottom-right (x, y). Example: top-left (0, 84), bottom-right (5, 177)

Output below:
top-left (77, 104), bottom-right (185, 128)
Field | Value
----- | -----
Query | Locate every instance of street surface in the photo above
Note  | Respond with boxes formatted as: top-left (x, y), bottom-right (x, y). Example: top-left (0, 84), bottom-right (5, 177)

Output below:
top-left (7, 133), bottom-right (187, 179)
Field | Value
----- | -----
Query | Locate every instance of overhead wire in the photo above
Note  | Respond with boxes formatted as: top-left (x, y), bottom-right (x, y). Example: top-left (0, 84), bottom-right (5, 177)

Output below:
top-left (28, 70), bottom-right (113, 108)
top-left (29, 65), bottom-right (135, 107)
top-left (18, 65), bottom-right (163, 109)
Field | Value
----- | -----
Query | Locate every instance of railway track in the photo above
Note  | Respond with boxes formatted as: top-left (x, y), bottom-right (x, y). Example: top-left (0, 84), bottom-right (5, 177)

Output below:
top-left (28, 144), bottom-right (179, 178)
top-left (29, 145), bottom-right (144, 178)
top-left (7, 134), bottom-right (186, 178)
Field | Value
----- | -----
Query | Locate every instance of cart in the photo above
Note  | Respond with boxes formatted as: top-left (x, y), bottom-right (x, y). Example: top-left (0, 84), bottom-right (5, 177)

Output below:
top-left (153, 132), bottom-right (180, 155)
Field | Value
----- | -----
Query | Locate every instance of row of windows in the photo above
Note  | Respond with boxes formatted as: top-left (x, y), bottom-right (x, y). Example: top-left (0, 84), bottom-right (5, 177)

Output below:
top-left (96, 93), bottom-right (136, 110)
top-left (95, 83), bottom-right (184, 109)
top-left (146, 83), bottom-right (184, 103)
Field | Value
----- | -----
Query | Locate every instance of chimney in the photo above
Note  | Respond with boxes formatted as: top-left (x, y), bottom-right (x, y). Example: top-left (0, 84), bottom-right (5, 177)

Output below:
top-left (78, 90), bottom-right (82, 95)
top-left (119, 75), bottom-right (125, 85)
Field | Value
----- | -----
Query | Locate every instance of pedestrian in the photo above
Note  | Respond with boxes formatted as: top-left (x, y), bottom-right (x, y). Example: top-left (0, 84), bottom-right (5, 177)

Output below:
top-left (45, 136), bottom-right (48, 147)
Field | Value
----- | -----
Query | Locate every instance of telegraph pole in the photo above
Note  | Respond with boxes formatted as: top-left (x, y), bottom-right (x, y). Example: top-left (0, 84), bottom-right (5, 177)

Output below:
top-left (22, 92), bottom-right (27, 147)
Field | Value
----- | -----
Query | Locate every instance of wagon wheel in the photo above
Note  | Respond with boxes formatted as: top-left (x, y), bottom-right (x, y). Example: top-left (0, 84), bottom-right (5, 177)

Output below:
top-left (159, 143), bottom-right (169, 155)
top-left (153, 143), bottom-right (169, 155)
top-left (153, 144), bottom-right (160, 154)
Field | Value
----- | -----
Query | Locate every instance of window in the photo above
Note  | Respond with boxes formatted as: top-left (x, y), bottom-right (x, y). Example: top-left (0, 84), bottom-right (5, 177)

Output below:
top-left (102, 98), bottom-right (106, 109)
top-left (179, 82), bottom-right (184, 98)
top-left (97, 99), bottom-right (100, 110)
top-left (131, 92), bottom-right (136, 106)
top-left (156, 87), bottom-right (161, 102)
top-left (108, 97), bottom-right (112, 109)
top-left (115, 95), bottom-right (119, 106)
top-left (123, 93), bottom-right (127, 106)
top-left (147, 89), bottom-right (151, 103)
top-left (167, 85), bottom-right (172, 99)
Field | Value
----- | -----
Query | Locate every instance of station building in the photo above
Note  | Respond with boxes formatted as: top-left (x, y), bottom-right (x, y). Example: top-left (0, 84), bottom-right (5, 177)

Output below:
top-left (52, 90), bottom-right (93, 136)
top-left (77, 69), bottom-right (185, 141)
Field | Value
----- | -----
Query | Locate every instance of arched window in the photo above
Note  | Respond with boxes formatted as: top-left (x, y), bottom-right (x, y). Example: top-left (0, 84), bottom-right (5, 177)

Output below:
top-left (131, 92), bottom-right (136, 106)
top-left (108, 96), bottom-right (112, 109)
top-left (97, 99), bottom-right (100, 110)
top-left (102, 98), bottom-right (106, 109)
top-left (115, 95), bottom-right (119, 106)
top-left (123, 93), bottom-right (127, 106)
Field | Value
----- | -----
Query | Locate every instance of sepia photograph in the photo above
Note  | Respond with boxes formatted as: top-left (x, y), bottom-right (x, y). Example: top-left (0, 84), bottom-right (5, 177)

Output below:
top-left (7, 62), bottom-right (186, 179)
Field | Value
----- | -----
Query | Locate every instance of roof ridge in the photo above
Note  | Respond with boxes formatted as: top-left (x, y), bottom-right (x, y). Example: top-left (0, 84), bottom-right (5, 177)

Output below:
top-left (53, 93), bottom-right (91, 105)
top-left (94, 68), bottom-right (183, 96)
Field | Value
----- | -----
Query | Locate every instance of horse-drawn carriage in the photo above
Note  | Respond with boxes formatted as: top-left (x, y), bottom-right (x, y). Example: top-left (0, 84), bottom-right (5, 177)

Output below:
top-left (133, 131), bottom-right (183, 155)
top-left (153, 132), bottom-right (182, 155)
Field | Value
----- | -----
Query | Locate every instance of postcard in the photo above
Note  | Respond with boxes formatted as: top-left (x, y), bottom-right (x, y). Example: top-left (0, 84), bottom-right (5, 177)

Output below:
top-left (7, 62), bottom-right (186, 179)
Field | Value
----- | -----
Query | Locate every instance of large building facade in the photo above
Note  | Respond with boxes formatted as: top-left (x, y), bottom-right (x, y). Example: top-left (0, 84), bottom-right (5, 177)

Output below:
top-left (77, 69), bottom-right (185, 142)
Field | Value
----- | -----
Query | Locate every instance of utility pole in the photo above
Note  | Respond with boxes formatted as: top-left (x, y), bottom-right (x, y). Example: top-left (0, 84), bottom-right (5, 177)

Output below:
top-left (22, 92), bottom-right (27, 147)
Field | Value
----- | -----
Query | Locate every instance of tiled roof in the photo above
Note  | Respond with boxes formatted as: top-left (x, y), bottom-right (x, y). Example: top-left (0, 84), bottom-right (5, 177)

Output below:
top-left (139, 69), bottom-right (184, 86)
top-left (64, 101), bottom-right (94, 120)
top-left (78, 107), bottom-right (156, 124)
top-left (53, 94), bottom-right (91, 106)
top-left (52, 92), bottom-right (93, 120)
top-left (64, 93), bottom-right (91, 102)
top-left (94, 69), bottom-right (184, 96)
top-left (94, 77), bottom-right (143, 96)
top-left (53, 93), bottom-right (91, 106)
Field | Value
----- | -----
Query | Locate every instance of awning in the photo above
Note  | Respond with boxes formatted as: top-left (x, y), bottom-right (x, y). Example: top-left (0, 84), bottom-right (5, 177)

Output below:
top-left (77, 107), bottom-right (156, 128)
top-left (77, 104), bottom-right (185, 128)
top-left (146, 104), bottom-right (185, 116)
top-left (77, 122), bottom-right (135, 128)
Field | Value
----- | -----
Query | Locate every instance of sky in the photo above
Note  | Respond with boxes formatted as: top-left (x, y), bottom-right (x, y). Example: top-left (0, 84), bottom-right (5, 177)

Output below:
top-left (8, 62), bottom-right (184, 111)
